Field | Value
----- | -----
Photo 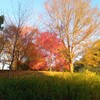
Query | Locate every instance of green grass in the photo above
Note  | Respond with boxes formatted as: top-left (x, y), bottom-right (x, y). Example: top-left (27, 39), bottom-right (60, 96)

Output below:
top-left (0, 71), bottom-right (100, 100)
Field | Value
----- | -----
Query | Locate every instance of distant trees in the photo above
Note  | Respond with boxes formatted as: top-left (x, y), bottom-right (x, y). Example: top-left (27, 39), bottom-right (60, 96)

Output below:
top-left (4, 25), bottom-right (35, 70)
top-left (80, 40), bottom-right (100, 67)
top-left (0, 15), bottom-right (5, 70)
top-left (0, 15), bottom-right (4, 30)
top-left (1, 1), bottom-right (35, 72)
top-left (45, 0), bottom-right (100, 72)
top-left (0, 15), bottom-right (5, 54)
top-left (74, 40), bottom-right (100, 73)
top-left (0, 33), bottom-right (5, 55)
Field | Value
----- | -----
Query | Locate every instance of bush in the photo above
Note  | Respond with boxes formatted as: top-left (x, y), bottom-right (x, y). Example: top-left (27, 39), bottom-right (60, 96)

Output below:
top-left (0, 73), bottom-right (100, 100)
top-left (17, 63), bottom-right (29, 71)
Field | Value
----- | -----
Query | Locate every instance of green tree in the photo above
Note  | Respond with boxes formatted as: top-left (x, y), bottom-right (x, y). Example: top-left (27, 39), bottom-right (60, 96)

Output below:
top-left (0, 15), bottom-right (5, 70)
top-left (81, 40), bottom-right (100, 67)
top-left (0, 15), bottom-right (4, 30)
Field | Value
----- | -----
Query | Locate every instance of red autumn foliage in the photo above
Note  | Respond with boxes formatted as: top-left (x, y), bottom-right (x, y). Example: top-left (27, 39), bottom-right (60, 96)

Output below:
top-left (29, 57), bottom-right (48, 71)
top-left (29, 31), bottom-right (69, 71)
top-left (21, 29), bottom-right (69, 71)
top-left (36, 32), bottom-right (63, 53)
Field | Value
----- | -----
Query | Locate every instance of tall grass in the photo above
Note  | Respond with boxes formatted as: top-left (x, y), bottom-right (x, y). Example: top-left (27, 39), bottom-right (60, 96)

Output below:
top-left (0, 71), bottom-right (100, 100)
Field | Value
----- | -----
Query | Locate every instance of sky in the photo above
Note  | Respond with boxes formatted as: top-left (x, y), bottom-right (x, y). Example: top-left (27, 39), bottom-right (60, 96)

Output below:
top-left (0, 0), bottom-right (46, 16)
top-left (0, 0), bottom-right (100, 16)
top-left (0, 0), bottom-right (100, 10)
top-left (0, 0), bottom-right (100, 23)
top-left (0, 0), bottom-right (100, 27)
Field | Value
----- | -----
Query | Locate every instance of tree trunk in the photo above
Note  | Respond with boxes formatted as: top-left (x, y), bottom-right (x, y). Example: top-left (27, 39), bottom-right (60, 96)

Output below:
top-left (8, 39), bottom-right (17, 77)
top-left (69, 63), bottom-right (74, 73)
top-left (2, 63), bottom-right (4, 70)
top-left (50, 66), bottom-right (52, 71)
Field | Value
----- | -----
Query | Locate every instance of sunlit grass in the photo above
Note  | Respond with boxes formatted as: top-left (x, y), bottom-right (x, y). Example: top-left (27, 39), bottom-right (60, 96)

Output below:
top-left (0, 71), bottom-right (100, 100)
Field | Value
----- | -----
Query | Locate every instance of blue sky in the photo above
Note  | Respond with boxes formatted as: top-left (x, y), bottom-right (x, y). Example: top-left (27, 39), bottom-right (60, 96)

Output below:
top-left (0, 0), bottom-right (100, 14)
top-left (92, 0), bottom-right (100, 7)
top-left (0, 0), bottom-right (100, 25)
top-left (0, 0), bottom-right (46, 15)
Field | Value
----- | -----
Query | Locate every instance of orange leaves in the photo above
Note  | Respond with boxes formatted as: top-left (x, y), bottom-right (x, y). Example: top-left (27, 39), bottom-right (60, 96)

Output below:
top-left (29, 58), bottom-right (48, 71)
top-left (36, 32), bottom-right (63, 53)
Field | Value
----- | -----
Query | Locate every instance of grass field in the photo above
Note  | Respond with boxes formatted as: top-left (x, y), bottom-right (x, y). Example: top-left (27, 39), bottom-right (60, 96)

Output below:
top-left (0, 70), bottom-right (69, 77)
top-left (0, 71), bottom-right (100, 100)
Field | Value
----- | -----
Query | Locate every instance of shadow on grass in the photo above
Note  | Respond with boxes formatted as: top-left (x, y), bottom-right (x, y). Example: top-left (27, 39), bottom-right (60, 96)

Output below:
top-left (0, 70), bottom-right (48, 78)
top-left (0, 70), bottom-right (100, 100)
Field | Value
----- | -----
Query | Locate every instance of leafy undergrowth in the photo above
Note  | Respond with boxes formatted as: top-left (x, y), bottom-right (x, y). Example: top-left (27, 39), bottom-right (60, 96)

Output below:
top-left (0, 71), bottom-right (100, 100)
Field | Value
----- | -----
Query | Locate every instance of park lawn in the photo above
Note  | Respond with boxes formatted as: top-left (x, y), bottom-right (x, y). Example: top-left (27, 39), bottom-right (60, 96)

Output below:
top-left (0, 70), bottom-right (71, 78)
top-left (0, 70), bottom-right (100, 100)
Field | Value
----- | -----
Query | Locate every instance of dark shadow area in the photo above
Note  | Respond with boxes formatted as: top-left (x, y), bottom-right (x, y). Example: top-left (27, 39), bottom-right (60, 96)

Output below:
top-left (0, 70), bottom-right (48, 78)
